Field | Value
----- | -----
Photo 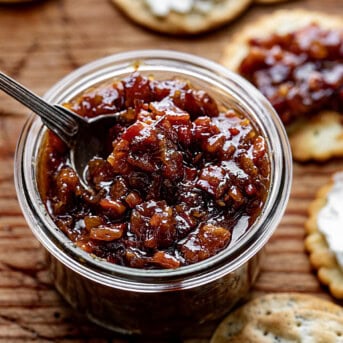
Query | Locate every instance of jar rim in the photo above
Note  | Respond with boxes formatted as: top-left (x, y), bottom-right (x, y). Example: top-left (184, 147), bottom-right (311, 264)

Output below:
top-left (14, 50), bottom-right (292, 291)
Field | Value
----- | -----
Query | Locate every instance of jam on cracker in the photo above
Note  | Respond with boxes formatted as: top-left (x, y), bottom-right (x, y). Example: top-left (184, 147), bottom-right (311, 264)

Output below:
top-left (239, 24), bottom-right (343, 125)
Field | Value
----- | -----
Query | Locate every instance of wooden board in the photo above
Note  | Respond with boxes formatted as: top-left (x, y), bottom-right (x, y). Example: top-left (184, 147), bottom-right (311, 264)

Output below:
top-left (0, 0), bottom-right (343, 341)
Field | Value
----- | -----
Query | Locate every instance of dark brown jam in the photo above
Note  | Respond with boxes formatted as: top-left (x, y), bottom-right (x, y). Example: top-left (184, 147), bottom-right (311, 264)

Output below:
top-left (38, 72), bottom-right (270, 269)
top-left (239, 24), bottom-right (343, 125)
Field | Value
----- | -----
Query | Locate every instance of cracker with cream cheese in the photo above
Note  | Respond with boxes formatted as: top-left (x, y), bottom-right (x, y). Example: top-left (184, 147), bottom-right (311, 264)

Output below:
top-left (220, 10), bottom-right (343, 162)
top-left (305, 176), bottom-right (343, 299)
top-left (210, 293), bottom-right (343, 343)
top-left (111, 0), bottom-right (252, 35)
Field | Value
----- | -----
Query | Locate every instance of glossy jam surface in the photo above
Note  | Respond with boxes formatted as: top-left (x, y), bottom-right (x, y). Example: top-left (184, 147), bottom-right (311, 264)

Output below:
top-left (239, 24), bottom-right (343, 125)
top-left (38, 73), bottom-right (270, 269)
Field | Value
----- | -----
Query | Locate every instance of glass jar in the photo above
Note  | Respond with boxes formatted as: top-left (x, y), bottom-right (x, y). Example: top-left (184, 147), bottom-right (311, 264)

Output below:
top-left (14, 50), bottom-right (292, 336)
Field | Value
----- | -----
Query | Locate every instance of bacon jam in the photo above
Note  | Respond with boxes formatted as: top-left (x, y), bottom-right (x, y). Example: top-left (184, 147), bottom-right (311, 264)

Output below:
top-left (38, 72), bottom-right (270, 269)
top-left (238, 24), bottom-right (343, 125)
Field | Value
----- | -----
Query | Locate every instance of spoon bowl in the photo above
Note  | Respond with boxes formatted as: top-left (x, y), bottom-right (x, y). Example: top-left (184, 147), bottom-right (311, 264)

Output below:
top-left (0, 71), bottom-right (119, 186)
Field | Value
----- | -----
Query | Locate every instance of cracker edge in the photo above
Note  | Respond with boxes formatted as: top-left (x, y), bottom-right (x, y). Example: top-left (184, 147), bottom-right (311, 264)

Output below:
top-left (287, 111), bottom-right (343, 162)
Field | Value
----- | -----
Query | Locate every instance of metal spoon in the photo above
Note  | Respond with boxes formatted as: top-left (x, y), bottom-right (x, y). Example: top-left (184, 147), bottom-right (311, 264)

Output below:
top-left (0, 71), bottom-right (119, 187)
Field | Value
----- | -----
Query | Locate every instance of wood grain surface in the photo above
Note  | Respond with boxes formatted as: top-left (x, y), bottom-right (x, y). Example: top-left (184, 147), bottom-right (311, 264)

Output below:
top-left (0, 0), bottom-right (343, 342)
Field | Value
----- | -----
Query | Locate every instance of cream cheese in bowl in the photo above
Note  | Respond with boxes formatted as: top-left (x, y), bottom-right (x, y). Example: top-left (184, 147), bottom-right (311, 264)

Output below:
top-left (317, 172), bottom-right (343, 269)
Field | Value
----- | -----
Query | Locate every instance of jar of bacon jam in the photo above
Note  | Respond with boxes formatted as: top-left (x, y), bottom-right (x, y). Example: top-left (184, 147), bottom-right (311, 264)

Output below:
top-left (14, 50), bottom-right (292, 335)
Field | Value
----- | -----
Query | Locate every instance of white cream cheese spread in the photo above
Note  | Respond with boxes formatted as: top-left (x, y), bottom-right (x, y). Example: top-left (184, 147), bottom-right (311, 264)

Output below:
top-left (317, 172), bottom-right (343, 269)
top-left (145, 0), bottom-right (215, 17)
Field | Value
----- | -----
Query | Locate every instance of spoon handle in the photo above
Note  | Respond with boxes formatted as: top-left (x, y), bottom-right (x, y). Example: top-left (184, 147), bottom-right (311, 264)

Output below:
top-left (0, 71), bottom-right (79, 146)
